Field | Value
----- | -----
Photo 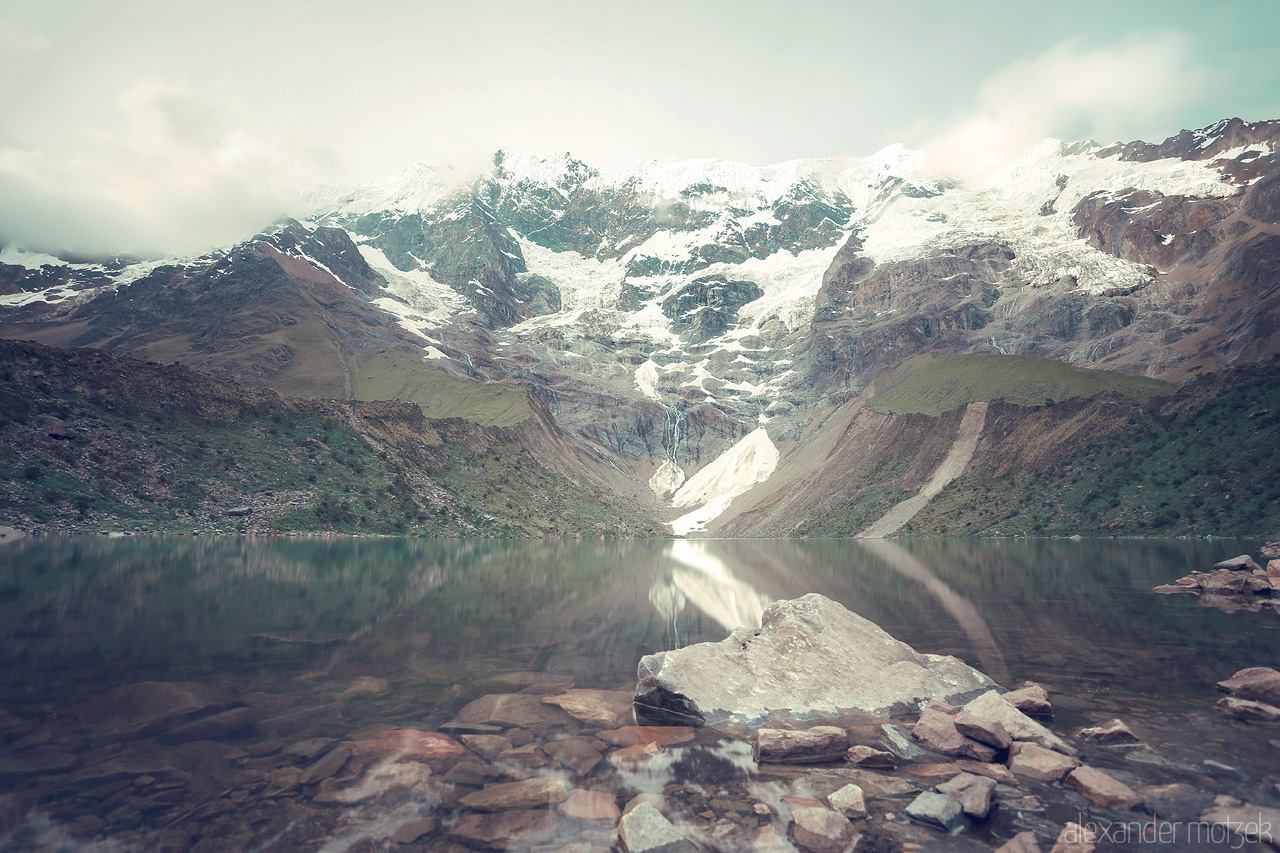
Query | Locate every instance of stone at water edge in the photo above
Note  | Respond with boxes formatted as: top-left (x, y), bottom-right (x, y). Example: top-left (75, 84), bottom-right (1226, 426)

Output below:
top-left (961, 691), bottom-right (1076, 755)
top-left (845, 744), bottom-right (896, 768)
top-left (1003, 684), bottom-right (1053, 721)
top-left (1217, 666), bottom-right (1280, 706)
top-left (755, 726), bottom-right (849, 764)
top-left (904, 791), bottom-right (965, 833)
top-left (936, 772), bottom-right (997, 819)
top-left (1008, 742), bottom-right (1079, 782)
top-left (635, 594), bottom-right (995, 732)
top-left (954, 712), bottom-right (1012, 750)
top-left (1268, 560), bottom-right (1280, 588)
top-left (1065, 765), bottom-right (1142, 810)
top-left (911, 704), bottom-right (997, 761)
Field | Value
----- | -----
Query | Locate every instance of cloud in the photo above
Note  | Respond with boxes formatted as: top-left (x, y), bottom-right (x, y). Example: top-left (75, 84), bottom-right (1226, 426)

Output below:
top-left (0, 80), bottom-right (327, 258)
top-left (922, 32), bottom-right (1217, 183)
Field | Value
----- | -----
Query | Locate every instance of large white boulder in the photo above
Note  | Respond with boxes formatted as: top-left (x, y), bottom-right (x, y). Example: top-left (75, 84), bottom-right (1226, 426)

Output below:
top-left (635, 593), bottom-right (996, 733)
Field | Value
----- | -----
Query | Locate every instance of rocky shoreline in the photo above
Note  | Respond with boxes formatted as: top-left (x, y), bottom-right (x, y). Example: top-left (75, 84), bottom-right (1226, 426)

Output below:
top-left (2, 593), bottom-right (1279, 851)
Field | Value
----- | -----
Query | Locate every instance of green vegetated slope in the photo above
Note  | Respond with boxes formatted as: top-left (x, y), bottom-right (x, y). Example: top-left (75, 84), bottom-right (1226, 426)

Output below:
top-left (870, 353), bottom-right (1176, 416)
top-left (349, 348), bottom-right (529, 427)
top-left (0, 340), bottom-right (646, 537)
top-left (908, 355), bottom-right (1280, 537)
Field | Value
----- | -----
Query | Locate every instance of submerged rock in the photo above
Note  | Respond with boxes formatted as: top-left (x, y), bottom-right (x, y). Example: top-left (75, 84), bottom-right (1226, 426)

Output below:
top-left (634, 594), bottom-right (995, 732)
top-left (619, 802), bottom-right (693, 853)
top-left (1065, 765), bottom-right (1142, 810)
top-left (790, 806), bottom-right (858, 853)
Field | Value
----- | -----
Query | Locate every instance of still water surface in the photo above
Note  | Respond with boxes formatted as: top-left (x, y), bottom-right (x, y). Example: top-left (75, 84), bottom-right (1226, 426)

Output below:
top-left (0, 536), bottom-right (1276, 850)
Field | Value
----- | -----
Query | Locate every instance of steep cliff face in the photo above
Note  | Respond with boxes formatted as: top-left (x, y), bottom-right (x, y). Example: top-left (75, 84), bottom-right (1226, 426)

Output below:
top-left (3, 119), bottom-right (1278, 535)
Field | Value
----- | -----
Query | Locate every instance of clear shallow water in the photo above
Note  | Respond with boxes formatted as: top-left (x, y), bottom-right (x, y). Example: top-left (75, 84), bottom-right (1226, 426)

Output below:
top-left (0, 536), bottom-right (1277, 851)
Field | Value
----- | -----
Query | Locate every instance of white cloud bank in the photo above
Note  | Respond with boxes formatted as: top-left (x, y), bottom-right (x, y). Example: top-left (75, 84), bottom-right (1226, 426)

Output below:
top-left (922, 33), bottom-right (1216, 183)
top-left (0, 81), bottom-right (322, 258)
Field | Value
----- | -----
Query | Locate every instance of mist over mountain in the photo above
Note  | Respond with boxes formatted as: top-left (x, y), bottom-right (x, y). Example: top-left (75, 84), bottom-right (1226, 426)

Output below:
top-left (2, 117), bottom-right (1278, 537)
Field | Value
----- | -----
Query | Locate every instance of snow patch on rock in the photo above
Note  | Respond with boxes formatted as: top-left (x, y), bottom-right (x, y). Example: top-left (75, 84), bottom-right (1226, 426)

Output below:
top-left (668, 427), bottom-right (778, 536)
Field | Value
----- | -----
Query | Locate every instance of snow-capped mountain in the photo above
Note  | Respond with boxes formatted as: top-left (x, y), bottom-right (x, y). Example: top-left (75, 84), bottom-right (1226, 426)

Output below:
top-left (2, 117), bottom-right (1278, 535)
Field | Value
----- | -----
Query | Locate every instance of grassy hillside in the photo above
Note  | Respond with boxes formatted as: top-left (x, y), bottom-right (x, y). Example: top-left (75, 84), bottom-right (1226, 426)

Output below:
top-left (907, 356), bottom-right (1280, 537)
top-left (0, 341), bottom-right (649, 537)
top-left (869, 353), bottom-right (1175, 416)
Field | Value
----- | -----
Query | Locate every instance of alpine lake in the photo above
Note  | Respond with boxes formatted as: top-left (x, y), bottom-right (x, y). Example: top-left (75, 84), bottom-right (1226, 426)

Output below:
top-left (0, 535), bottom-right (1277, 852)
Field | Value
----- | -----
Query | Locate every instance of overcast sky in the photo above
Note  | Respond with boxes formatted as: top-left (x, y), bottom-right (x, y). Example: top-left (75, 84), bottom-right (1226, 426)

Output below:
top-left (1, 0), bottom-right (1277, 256)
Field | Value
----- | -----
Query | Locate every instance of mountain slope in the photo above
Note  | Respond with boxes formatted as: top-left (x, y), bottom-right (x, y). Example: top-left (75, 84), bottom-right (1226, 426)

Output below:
top-left (0, 340), bottom-right (656, 536)
top-left (2, 118), bottom-right (1279, 535)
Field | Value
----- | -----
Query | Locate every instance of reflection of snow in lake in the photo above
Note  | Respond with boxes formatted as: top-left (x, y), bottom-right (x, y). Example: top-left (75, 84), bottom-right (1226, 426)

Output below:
top-left (647, 540), bottom-right (774, 634)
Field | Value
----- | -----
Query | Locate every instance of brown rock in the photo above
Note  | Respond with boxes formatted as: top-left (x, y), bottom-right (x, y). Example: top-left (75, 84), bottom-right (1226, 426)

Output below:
top-left (558, 789), bottom-right (619, 825)
top-left (912, 705), bottom-right (997, 761)
top-left (543, 737), bottom-right (603, 776)
top-left (458, 776), bottom-right (569, 812)
top-left (447, 809), bottom-right (559, 850)
top-left (352, 729), bottom-right (468, 768)
top-left (596, 726), bottom-right (695, 748)
top-left (791, 806), bottom-right (858, 853)
top-left (1065, 765), bottom-right (1142, 810)
top-left (1003, 685), bottom-right (1053, 721)
top-left (1199, 568), bottom-right (1272, 595)
top-left (1008, 742), bottom-right (1079, 782)
top-left (955, 759), bottom-right (1017, 783)
top-left (72, 681), bottom-right (234, 738)
top-left (608, 742), bottom-right (665, 768)
top-left (903, 762), bottom-right (963, 780)
top-left (1268, 560), bottom-right (1280, 588)
top-left (1217, 696), bottom-right (1280, 722)
top-left (390, 815), bottom-right (435, 844)
top-left (845, 744), bottom-right (895, 768)
top-left (954, 712), bottom-right (1012, 750)
top-left (1263, 543), bottom-right (1280, 561)
top-left (755, 726), bottom-right (849, 764)
top-left (298, 746), bottom-right (351, 786)
top-left (1218, 667), bottom-right (1280, 705)
top-left (442, 761), bottom-right (501, 787)
top-left (454, 694), bottom-right (577, 730)
top-left (541, 689), bottom-right (633, 728)
top-left (937, 772), bottom-right (997, 819)
top-left (1050, 822), bottom-right (1096, 853)
top-left (505, 728), bottom-right (534, 746)
top-left (459, 734), bottom-right (512, 760)
top-left (962, 691), bottom-right (1075, 755)
top-left (996, 830), bottom-right (1043, 853)
top-left (495, 743), bottom-right (549, 769)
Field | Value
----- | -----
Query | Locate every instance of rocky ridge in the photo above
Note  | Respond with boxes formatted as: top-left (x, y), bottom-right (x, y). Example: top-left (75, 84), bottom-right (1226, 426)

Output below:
top-left (2, 118), bottom-right (1279, 535)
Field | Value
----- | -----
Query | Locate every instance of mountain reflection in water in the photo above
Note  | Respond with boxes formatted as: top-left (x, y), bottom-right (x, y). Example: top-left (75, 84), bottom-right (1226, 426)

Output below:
top-left (0, 535), bottom-right (1276, 851)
